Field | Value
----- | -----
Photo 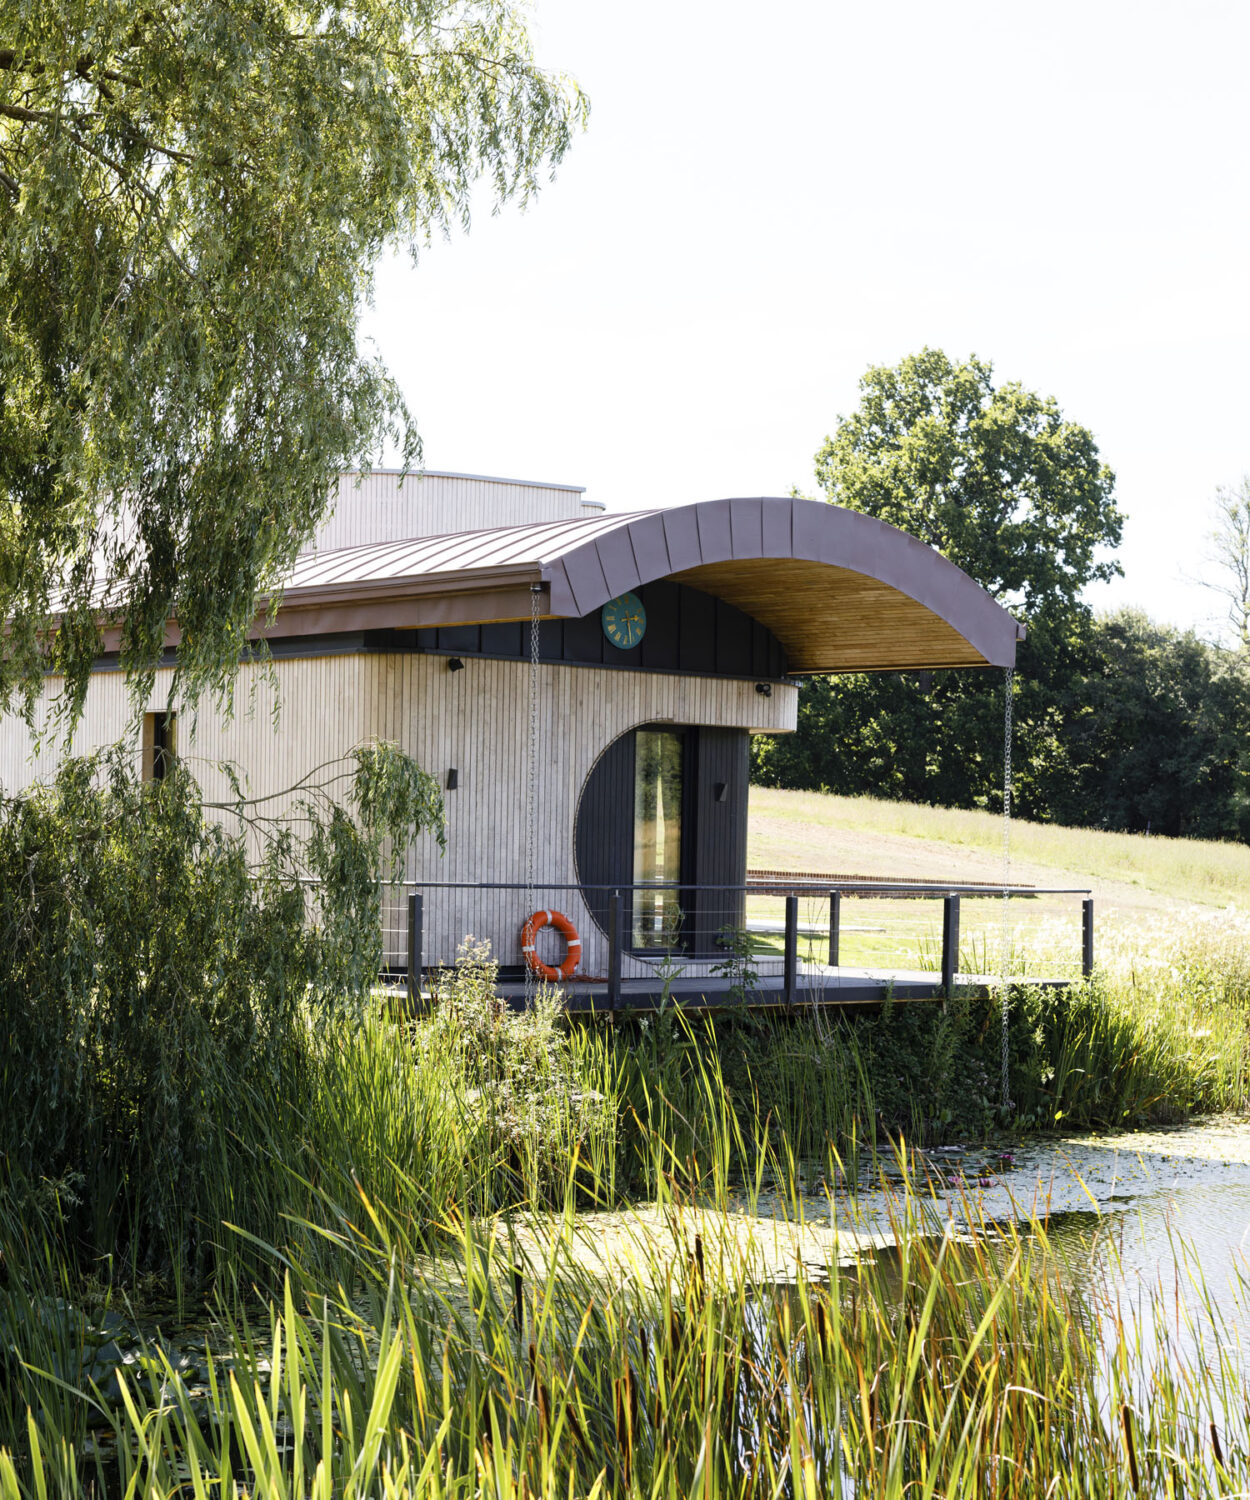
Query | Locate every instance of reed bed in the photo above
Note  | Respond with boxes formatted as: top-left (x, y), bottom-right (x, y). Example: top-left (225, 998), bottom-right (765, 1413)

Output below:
top-left (6, 1091), bottom-right (1250, 1498)
top-left (3, 924), bottom-right (1250, 1496)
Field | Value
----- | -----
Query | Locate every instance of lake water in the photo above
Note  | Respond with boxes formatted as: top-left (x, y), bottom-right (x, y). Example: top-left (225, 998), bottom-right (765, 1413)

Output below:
top-left (803, 1116), bottom-right (1250, 1374)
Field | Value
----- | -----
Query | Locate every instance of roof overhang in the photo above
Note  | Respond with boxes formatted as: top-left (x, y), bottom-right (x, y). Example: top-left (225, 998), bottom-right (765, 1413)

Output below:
top-left (95, 497), bottom-right (1023, 672)
top-left (536, 499), bottom-right (1022, 671)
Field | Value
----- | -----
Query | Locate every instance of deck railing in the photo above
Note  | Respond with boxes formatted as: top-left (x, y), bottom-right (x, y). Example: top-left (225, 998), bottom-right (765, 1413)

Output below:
top-left (383, 879), bottom-right (1095, 1009)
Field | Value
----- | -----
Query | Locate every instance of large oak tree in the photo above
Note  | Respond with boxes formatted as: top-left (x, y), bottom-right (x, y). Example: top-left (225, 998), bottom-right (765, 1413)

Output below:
top-left (1, 0), bottom-right (585, 723)
top-left (754, 349), bottom-right (1123, 816)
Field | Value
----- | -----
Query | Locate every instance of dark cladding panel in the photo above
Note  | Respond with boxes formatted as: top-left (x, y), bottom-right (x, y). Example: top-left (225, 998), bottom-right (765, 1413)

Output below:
top-left (574, 731), bottom-right (635, 942)
top-left (687, 728), bottom-right (749, 954)
top-left (604, 634), bottom-right (644, 669)
top-left (351, 581), bottom-right (787, 679)
top-left (679, 587), bottom-right (717, 675)
top-left (563, 610), bottom-right (606, 664)
top-left (715, 597), bottom-right (752, 677)
top-left (751, 619), bottom-right (769, 677)
top-left (481, 622), bottom-right (523, 656)
top-left (640, 581), bottom-right (680, 672)
top-left (435, 624), bottom-right (481, 654)
top-left (537, 619), bottom-right (565, 659)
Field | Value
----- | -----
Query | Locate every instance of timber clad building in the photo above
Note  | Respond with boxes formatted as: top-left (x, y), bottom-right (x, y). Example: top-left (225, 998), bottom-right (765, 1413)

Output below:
top-left (0, 472), bottom-right (1023, 996)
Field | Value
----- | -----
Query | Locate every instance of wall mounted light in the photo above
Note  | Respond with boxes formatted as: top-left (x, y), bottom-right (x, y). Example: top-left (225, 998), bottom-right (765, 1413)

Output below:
top-left (446, 768), bottom-right (459, 790)
top-left (713, 781), bottom-right (728, 803)
top-left (754, 682), bottom-right (773, 697)
top-left (447, 657), bottom-right (465, 672)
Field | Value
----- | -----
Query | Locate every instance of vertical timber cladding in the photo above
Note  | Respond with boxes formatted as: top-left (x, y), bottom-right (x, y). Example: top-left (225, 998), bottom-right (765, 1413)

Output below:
top-left (0, 652), bottom-right (794, 976)
top-left (573, 724), bottom-right (751, 961)
top-left (392, 655), bottom-right (796, 977)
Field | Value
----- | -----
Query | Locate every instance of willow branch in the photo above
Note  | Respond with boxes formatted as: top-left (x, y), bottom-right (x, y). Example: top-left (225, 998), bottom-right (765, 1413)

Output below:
top-left (0, 49), bottom-right (141, 88)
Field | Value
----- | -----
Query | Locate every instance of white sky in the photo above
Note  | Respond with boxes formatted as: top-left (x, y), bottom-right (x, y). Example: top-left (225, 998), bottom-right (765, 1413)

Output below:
top-left (360, 0), bottom-right (1250, 636)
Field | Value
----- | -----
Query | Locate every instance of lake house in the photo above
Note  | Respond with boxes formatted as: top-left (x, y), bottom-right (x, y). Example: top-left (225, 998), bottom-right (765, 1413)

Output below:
top-left (0, 470), bottom-right (1028, 1003)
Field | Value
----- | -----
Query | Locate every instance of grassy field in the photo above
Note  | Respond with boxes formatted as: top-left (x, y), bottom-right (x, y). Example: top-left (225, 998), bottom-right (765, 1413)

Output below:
top-left (749, 785), bottom-right (1250, 911)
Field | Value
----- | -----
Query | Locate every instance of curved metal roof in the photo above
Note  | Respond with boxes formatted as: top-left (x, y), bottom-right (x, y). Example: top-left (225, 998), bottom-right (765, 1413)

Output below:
top-left (262, 497), bottom-right (1022, 672)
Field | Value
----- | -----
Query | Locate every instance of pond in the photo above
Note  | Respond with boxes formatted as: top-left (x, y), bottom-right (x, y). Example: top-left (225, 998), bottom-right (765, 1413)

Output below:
top-left (525, 1115), bottom-right (1250, 1354)
top-left (780, 1115), bottom-right (1250, 1374)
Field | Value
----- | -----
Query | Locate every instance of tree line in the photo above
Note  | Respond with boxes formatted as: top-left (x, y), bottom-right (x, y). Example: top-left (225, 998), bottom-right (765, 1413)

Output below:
top-left (752, 350), bottom-right (1250, 842)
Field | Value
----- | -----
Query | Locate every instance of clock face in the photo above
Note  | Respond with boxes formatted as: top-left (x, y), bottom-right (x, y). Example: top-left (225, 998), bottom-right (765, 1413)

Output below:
top-left (601, 591), bottom-right (647, 650)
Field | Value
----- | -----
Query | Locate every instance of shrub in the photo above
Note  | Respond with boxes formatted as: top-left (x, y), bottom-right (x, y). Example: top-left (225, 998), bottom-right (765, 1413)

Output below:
top-left (0, 744), bottom-right (442, 1284)
top-left (423, 940), bottom-right (614, 1203)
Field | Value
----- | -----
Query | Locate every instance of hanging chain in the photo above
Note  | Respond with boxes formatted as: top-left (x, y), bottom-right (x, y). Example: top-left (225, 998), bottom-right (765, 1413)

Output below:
top-left (525, 584), bottom-right (541, 1002)
top-left (1000, 667), bottom-right (1015, 1111)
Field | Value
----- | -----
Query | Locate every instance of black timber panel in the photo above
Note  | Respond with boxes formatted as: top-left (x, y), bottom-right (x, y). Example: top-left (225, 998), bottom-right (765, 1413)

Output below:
top-left (639, 581), bottom-right (681, 672)
top-left (313, 584), bottom-right (788, 680)
top-left (574, 730), bottom-right (635, 944)
top-left (563, 610), bottom-right (605, 664)
top-left (686, 728), bottom-right (749, 956)
top-left (480, 622), bottom-right (523, 656)
top-left (715, 597), bottom-right (752, 677)
top-left (679, 588), bottom-right (717, 675)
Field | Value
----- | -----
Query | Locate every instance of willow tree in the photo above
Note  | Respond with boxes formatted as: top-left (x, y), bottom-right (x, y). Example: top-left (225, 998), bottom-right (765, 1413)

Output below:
top-left (0, 0), bottom-right (585, 722)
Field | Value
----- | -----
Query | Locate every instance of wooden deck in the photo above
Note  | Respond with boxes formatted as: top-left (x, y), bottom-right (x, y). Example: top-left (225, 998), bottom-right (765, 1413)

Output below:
top-left (405, 966), bottom-right (1072, 1014)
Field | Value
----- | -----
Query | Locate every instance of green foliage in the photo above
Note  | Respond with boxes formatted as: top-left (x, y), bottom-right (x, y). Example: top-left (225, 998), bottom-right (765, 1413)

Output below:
top-left (0, 743), bottom-right (443, 1283)
top-left (815, 347), bottom-right (1121, 623)
top-left (0, 899), bottom-right (1246, 1491)
top-left (1052, 608), bottom-right (1250, 838)
top-left (6, 994), bottom-right (1250, 1497)
top-left (757, 347), bottom-right (1122, 816)
top-left (710, 923), bottom-right (760, 1005)
top-left (423, 940), bottom-right (615, 1202)
top-left (0, 0), bottom-right (586, 723)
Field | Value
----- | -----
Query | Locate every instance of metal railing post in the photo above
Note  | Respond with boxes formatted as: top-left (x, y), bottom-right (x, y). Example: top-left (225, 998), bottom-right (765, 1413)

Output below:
top-left (827, 890), bottom-right (841, 968)
top-left (608, 891), bottom-right (622, 1013)
top-left (783, 894), bottom-right (798, 1006)
top-left (1082, 897), bottom-right (1095, 978)
top-left (941, 894), bottom-right (960, 997)
top-left (406, 892), bottom-right (422, 1008)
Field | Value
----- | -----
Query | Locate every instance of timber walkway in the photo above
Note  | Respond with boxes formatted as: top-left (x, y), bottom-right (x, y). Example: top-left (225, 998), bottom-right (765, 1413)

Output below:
top-left (388, 876), bottom-right (1095, 1012)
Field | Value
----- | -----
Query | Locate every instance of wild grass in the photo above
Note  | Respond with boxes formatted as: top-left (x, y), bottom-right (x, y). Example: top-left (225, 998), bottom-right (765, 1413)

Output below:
top-left (3, 914), bottom-right (1250, 1493)
top-left (5, 1063), bottom-right (1250, 1498)
top-left (750, 784), bottom-right (1250, 906)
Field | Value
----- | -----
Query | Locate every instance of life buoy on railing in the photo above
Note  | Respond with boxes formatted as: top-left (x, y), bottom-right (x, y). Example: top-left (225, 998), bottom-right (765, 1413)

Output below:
top-left (521, 909), bottom-right (581, 981)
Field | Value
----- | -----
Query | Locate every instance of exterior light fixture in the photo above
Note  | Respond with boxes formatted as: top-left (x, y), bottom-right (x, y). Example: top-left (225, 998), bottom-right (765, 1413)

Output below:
top-left (448, 657), bottom-right (465, 672)
top-left (713, 781), bottom-right (728, 803)
top-left (446, 768), bottom-right (459, 790)
top-left (755, 682), bottom-right (772, 697)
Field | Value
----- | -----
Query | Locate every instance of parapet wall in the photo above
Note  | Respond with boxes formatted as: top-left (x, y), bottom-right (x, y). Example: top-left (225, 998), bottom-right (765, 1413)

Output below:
top-left (305, 470), bottom-right (601, 554)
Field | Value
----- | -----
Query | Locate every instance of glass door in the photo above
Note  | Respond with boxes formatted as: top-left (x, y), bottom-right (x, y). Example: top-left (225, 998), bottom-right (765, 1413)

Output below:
top-left (632, 727), bottom-right (685, 949)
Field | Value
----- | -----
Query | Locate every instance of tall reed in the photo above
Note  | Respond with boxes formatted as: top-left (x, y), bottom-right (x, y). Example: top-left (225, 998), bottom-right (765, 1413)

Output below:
top-left (6, 1067), bottom-right (1250, 1498)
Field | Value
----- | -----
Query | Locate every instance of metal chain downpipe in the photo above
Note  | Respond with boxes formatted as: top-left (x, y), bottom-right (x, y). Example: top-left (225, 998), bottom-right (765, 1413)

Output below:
top-left (525, 584), bottom-right (541, 1003)
top-left (1000, 667), bottom-right (1015, 1111)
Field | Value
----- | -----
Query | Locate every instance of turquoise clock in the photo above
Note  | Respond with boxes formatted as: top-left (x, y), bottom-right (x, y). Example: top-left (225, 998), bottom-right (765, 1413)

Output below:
top-left (601, 591), bottom-right (647, 649)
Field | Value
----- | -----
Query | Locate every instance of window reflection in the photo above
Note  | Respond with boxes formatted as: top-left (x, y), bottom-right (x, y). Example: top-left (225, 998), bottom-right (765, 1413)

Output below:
top-left (632, 728), bottom-right (684, 949)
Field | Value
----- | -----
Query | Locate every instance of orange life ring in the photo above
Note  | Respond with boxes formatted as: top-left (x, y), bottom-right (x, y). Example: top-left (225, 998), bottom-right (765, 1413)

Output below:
top-left (521, 909), bottom-right (581, 981)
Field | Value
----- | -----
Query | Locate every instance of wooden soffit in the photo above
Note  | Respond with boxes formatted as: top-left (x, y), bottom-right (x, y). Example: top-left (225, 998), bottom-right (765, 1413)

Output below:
top-left (538, 499), bottom-right (1023, 672)
top-left (203, 496), bottom-right (1022, 671)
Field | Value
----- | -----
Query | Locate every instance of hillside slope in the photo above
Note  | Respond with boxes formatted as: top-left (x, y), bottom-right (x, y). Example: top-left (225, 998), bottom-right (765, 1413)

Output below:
top-left (748, 787), bottom-right (1250, 917)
